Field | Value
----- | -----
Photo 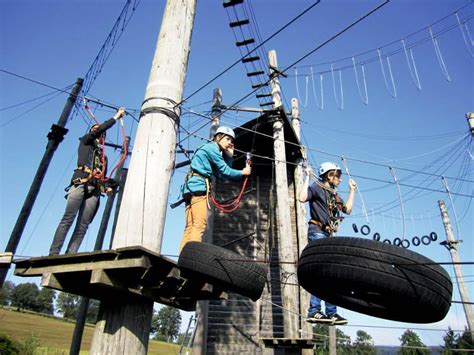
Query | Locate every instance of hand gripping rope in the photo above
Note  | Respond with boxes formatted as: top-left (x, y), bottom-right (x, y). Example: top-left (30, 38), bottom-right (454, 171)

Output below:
top-left (83, 98), bottom-right (128, 182)
top-left (210, 152), bottom-right (252, 213)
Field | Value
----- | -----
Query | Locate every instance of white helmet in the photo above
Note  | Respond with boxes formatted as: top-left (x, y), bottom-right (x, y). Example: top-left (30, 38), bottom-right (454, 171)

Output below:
top-left (319, 162), bottom-right (341, 177)
top-left (215, 126), bottom-right (235, 139)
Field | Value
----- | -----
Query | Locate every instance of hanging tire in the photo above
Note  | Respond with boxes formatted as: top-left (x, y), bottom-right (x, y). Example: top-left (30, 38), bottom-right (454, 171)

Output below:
top-left (373, 232), bottom-right (381, 241)
top-left (297, 237), bottom-right (452, 323)
top-left (412, 236), bottom-right (421, 246)
top-left (401, 239), bottom-right (410, 249)
top-left (383, 239), bottom-right (391, 244)
top-left (430, 232), bottom-right (438, 242)
top-left (178, 242), bottom-right (267, 301)
top-left (352, 223), bottom-right (359, 233)
top-left (360, 225), bottom-right (371, 236)
top-left (393, 237), bottom-right (402, 247)
top-left (422, 235), bottom-right (431, 245)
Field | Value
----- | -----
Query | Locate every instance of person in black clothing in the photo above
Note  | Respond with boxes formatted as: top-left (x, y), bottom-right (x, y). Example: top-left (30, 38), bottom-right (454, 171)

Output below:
top-left (49, 107), bottom-right (126, 255)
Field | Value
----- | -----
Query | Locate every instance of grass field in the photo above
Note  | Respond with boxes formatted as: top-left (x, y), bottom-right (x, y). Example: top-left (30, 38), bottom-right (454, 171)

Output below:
top-left (0, 308), bottom-right (181, 354)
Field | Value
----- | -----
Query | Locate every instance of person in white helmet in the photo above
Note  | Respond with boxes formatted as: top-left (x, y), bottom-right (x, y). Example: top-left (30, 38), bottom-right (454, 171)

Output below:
top-left (299, 161), bottom-right (357, 325)
top-left (179, 126), bottom-right (251, 252)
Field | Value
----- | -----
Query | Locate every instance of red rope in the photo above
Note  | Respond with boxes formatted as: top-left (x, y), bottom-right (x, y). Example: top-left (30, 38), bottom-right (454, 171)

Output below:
top-left (210, 157), bottom-right (251, 213)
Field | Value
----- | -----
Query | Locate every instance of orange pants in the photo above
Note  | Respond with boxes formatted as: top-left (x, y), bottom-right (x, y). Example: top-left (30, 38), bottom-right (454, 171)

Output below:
top-left (179, 195), bottom-right (208, 253)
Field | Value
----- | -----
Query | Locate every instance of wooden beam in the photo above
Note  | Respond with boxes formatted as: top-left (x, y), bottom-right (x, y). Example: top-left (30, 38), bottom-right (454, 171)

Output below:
top-left (0, 252), bottom-right (13, 264)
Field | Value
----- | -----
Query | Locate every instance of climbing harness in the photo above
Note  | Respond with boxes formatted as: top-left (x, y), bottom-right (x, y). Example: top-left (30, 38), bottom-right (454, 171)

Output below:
top-left (83, 98), bottom-right (128, 183)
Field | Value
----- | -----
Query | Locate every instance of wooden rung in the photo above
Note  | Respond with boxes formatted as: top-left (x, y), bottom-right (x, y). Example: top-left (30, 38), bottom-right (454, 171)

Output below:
top-left (247, 71), bottom-right (264, 77)
top-left (229, 19), bottom-right (249, 28)
top-left (256, 93), bottom-right (272, 98)
top-left (236, 38), bottom-right (255, 47)
top-left (259, 101), bottom-right (274, 107)
top-left (0, 252), bottom-right (13, 264)
top-left (252, 83), bottom-right (267, 89)
top-left (242, 56), bottom-right (260, 63)
top-left (223, 0), bottom-right (243, 8)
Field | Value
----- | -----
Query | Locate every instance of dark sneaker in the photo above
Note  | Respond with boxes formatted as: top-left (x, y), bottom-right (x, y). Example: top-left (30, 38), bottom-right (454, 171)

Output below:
top-left (328, 313), bottom-right (348, 325)
top-left (306, 311), bottom-right (333, 323)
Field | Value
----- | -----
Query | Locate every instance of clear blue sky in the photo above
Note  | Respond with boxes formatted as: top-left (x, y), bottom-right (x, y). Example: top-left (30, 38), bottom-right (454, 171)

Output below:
top-left (1, 0), bottom-right (473, 347)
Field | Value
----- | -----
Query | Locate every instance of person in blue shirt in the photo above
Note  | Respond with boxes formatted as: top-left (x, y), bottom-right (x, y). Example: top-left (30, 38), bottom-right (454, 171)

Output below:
top-left (179, 126), bottom-right (251, 252)
top-left (299, 161), bottom-right (357, 325)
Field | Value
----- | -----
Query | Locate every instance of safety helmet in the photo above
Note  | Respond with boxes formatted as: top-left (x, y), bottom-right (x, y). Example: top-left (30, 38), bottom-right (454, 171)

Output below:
top-left (319, 162), bottom-right (341, 177)
top-left (214, 126), bottom-right (235, 140)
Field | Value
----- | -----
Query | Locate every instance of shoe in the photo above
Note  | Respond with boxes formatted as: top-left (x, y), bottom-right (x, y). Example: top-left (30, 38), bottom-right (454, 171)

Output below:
top-left (306, 311), bottom-right (333, 323)
top-left (328, 313), bottom-right (348, 325)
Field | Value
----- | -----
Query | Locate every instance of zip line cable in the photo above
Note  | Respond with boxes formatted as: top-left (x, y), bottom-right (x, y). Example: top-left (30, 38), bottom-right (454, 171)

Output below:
top-left (0, 88), bottom-right (69, 112)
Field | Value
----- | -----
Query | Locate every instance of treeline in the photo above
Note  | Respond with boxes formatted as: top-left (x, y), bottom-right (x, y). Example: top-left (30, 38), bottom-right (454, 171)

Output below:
top-left (0, 281), bottom-right (99, 323)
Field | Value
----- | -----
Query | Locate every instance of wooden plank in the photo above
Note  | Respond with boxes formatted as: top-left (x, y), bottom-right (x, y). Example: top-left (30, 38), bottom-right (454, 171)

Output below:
top-left (15, 256), bottom-right (150, 276)
top-left (0, 252), bottom-right (13, 264)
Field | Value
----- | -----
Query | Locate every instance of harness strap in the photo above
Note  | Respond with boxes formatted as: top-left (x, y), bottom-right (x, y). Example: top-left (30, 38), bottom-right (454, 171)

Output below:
top-left (309, 219), bottom-right (334, 236)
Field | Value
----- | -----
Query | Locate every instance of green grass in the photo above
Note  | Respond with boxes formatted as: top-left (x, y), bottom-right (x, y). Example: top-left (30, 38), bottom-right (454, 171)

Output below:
top-left (0, 308), bottom-right (180, 354)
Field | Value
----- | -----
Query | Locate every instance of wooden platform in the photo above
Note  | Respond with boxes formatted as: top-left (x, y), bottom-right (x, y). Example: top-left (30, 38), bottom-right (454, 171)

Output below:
top-left (260, 338), bottom-right (315, 349)
top-left (13, 247), bottom-right (227, 311)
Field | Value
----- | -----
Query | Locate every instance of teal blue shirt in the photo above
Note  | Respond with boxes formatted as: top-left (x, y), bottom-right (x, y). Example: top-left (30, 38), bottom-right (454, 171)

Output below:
top-left (182, 141), bottom-right (243, 195)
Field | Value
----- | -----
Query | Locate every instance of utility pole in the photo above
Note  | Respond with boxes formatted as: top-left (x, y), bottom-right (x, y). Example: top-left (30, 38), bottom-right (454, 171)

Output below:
top-left (269, 49), bottom-right (299, 338)
top-left (70, 137), bottom-right (131, 355)
top-left (0, 78), bottom-right (83, 287)
top-left (193, 88), bottom-right (222, 355)
top-left (291, 98), bottom-right (312, 347)
top-left (438, 200), bottom-right (474, 337)
top-left (89, 1), bottom-right (196, 354)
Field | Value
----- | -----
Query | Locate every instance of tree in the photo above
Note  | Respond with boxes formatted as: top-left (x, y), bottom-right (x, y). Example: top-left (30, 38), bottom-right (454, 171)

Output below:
top-left (86, 299), bottom-right (100, 324)
top-left (151, 306), bottom-right (182, 343)
top-left (312, 324), bottom-right (352, 355)
top-left (56, 292), bottom-right (80, 319)
top-left (442, 327), bottom-right (459, 354)
top-left (352, 330), bottom-right (376, 354)
top-left (10, 283), bottom-right (39, 311)
top-left (398, 329), bottom-right (429, 355)
top-left (35, 288), bottom-right (55, 315)
top-left (0, 281), bottom-right (15, 306)
top-left (455, 327), bottom-right (473, 351)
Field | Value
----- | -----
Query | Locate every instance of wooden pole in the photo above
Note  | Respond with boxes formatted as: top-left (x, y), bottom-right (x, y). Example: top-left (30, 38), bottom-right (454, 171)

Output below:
top-left (90, 1), bottom-right (196, 353)
top-left (193, 88), bottom-right (222, 355)
top-left (269, 49), bottom-right (299, 338)
top-left (329, 325), bottom-right (336, 355)
top-left (291, 98), bottom-right (312, 346)
top-left (438, 200), bottom-right (474, 337)
top-left (109, 168), bottom-right (128, 249)
top-left (0, 78), bottom-right (83, 287)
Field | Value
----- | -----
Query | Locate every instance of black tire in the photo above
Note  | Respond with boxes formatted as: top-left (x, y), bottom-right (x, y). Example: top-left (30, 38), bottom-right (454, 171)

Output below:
top-left (360, 225), bottom-right (371, 236)
top-left (393, 237), bottom-right (402, 247)
top-left (297, 237), bottom-right (452, 323)
top-left (430, 232), bottom-right (438, 242)
top-left (422, 235), bottom-right (431, 245)
top-left (383, 239), bottom-right (391, 244)
top-left (373, 232), bottom-right (381, 241)
top-left (178, 242), bottom-right (267, 301)
top-left (352, 223), bottom-right (359, 233)
top-left (412, 236), bottom-right (421, 246)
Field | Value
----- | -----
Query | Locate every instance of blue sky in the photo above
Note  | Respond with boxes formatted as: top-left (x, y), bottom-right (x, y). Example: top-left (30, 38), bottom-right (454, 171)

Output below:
top-left (1, 0), bottom-right (473, 347)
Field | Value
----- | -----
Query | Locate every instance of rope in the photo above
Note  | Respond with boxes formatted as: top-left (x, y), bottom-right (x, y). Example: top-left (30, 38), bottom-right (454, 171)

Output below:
top-left (294, 68), bottom-right (309, 108)
top-left (330, 63), bottom-right (344, 110)
top-left (377, 48), bottom-right (397, 98)
top-left (429, 26), bottom-right (452, 82)
top-left (456, 12), bottom-right (474, 57)
top-left (351, 56), bottom-right (369, 105)
top-left (401, 39), bottom-right (422, 91)
top-left (389, 166), bottom-right (406, 239)
top-left (310, 67), bottom-right (324, 110)
top-left (340, 156), bottom-right (370, 223)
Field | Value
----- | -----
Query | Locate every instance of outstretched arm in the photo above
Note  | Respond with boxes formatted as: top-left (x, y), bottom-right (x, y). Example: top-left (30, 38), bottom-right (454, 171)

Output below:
top-left (344, 179), bottom-right (357, 215)
top-left (298, 167), bottom-right (312, 202)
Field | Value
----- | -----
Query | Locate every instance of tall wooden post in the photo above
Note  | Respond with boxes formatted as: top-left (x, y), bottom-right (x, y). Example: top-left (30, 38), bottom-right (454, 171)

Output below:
top-left (90, 1), bottom-right (196, 354)
top-left (438, 200), bottom-right (474, 337)
top-left (291, 98), bottom-right (312, 346)
top-left (0, 78), bottom-right (83, 287)
top-left (329, 325), bottom-right (336, 355)
top-left (193, 88), bottom-right (222, 355)
top-left (269, 50), bottom-right (299, 338)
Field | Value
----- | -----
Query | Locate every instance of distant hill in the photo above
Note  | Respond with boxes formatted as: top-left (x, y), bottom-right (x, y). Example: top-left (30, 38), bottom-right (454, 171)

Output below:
top-left (376, 345), bottom-right (443, 354)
